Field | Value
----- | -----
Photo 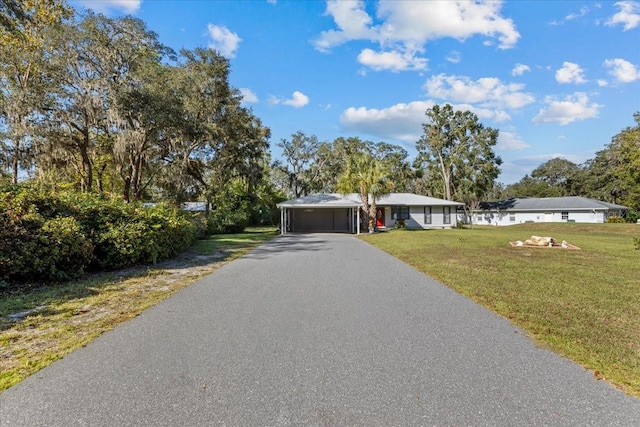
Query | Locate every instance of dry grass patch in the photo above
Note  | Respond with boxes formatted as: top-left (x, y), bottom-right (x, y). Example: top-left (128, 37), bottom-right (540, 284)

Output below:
top-left (0, 227), bottom-right (277, 392)
top-left (360, 223), bottom-right (640, 397)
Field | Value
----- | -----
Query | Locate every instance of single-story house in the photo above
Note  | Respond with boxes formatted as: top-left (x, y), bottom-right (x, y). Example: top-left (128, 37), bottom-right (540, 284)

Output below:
top-left (276, 193), bottom-right (463, 234)
top-left (471, 196), bottom-right (629, 226)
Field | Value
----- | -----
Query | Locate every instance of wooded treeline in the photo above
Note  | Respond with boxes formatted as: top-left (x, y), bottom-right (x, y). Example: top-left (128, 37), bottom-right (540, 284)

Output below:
top-left (1, 2), bottom-right (277, 224)
top-left (2, 1), bottom-right (639, 221)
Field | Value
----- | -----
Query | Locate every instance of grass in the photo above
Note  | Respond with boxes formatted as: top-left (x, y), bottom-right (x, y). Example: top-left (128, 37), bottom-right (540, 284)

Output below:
top-left (359, 223), bottom-right (640, 397)
top-left (0, 227), bottom-right (277, 393)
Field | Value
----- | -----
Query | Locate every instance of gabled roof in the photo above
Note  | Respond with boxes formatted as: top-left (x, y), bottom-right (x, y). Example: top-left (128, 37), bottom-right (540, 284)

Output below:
top-left (477, 196), bottom-right (629, 212)
top-left (376, 193), bottom-right (463, 206)
top-left (276, 194), bottom-right (361, 208)
top-left (277, 193), bottom-right (463, 208)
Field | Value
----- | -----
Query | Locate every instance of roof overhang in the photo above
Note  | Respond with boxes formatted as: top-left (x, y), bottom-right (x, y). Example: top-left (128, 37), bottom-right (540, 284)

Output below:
top-left (277, 194), bottom-right (361, 209)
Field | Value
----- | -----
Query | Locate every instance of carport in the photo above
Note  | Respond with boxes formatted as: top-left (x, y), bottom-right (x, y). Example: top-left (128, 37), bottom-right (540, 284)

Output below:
top-left (277, 194), bottom-right (362, 235)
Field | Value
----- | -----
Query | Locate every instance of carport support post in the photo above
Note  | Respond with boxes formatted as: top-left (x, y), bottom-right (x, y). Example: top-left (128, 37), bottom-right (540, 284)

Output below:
top-left (280, 208), bottom-right (285, 235)
top-left (357, 207), bottom-right (360, 234)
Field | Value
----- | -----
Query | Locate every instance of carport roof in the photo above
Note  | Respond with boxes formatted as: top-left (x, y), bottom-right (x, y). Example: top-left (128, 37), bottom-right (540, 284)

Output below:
top-left (276, 194), bottom-right (361, 208)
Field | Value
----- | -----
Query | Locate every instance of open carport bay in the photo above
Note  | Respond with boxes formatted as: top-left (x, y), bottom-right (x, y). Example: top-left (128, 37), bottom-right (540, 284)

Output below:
top-left (289, 207), bottom-right (351, 232)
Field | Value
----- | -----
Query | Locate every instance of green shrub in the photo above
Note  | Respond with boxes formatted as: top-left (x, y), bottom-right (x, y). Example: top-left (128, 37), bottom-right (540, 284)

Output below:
top-left (0, 185), bottom-right (197, 282)
top-left (207, 208), bottom-right (249, 234)
top-left (607, 216), bottom-right (625, 223)
top-left (188, 212), bottom-right (209, 239)
top-left (91, 204), bottom-right (195, 269)
top-left (0, 205), bottom-right (92, 282)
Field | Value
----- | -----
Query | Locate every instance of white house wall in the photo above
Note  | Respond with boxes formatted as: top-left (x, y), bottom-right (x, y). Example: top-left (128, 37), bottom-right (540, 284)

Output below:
top-left (473, 210), bottom-right (608, 226)
top-left (380, 206), bottom-right (457, 229)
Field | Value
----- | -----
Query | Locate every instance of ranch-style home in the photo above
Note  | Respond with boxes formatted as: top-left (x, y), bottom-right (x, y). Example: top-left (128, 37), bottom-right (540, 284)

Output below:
top-left (471, 196), bottom-right (630, 226)
top-left (276, 193), bottom-right (463, 234)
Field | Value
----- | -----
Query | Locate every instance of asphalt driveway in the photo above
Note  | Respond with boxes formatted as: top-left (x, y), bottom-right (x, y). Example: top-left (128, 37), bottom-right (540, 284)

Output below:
top-left (1, 234), bottom-right (639, 426)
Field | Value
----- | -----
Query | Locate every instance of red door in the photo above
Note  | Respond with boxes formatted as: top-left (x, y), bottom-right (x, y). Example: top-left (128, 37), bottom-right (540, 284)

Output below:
top-left (376, 207), bottom-right (385, 228)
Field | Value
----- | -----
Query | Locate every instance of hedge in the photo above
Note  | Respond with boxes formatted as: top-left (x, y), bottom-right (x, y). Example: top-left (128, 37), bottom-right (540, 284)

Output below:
top-left (0, 186), bottom-right (196, 284)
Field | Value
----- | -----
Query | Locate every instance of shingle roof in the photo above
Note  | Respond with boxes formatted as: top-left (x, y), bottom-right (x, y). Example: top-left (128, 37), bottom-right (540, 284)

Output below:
top-left (375, 193), bottom-right (463, 206)
top-left (276, 194), bottom-right (361, 208)
top-left (277, 193), bottom-right (463, 208)
top-left (478, 196), bottom-right (629, 211)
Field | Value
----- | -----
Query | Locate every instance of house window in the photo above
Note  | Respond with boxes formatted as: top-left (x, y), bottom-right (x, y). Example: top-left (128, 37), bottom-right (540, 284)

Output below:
top-left (510, 213), bottom-right (516, 222)
top-left (391, 206), bottom-right (409, 220)
top-left (424, 206), bottom-right (432, 224)
top-left (443, 206), bottom-right (451, 224)
top-left (561, 211), bottom-right (569, 220)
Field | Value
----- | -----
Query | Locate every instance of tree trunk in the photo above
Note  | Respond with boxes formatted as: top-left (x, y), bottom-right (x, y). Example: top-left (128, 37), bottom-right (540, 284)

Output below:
top-left (12, 140), bottom-right (19, 184)
top-left (369, 201), bottom-right (378, 233)
top-left (79, 129), bottom-right (93, 192)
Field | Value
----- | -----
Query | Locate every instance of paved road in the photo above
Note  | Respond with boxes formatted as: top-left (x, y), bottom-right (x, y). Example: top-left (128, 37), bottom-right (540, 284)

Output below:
top-left (1, 234), bottom-right (639, 426)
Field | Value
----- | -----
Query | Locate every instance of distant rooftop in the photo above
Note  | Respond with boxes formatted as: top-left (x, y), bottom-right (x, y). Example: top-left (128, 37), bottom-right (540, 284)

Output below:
top-left (478, 196), bottom-right (629, 211)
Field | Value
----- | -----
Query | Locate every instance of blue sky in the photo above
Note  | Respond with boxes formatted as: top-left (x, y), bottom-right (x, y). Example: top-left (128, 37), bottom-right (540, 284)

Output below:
top-left (71, 0), bottom-right (640, 184)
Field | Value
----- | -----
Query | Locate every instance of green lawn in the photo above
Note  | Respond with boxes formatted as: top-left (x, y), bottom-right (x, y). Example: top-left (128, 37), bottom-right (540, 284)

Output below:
top-left (359, 223), bottom-right (640, 397)
top-left (0, 227), bottom-right (278, 392)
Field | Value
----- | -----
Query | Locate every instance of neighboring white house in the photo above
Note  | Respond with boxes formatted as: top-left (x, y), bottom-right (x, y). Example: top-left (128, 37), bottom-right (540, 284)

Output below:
top-left (471, 196), bottom-right (629, 226)
top-left (276, 193), bottom-right (463, 234)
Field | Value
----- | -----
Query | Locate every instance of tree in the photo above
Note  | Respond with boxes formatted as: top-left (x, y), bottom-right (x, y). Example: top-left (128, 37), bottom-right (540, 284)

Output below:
top-left (275, 131), bottom-right (320, 198)
top-left (0, 0), bottom-right (32, 34)
top-left (530, 157), bottom-right (585, 195)
top-left (153, 47), bottom-right (270, 208)
top-left (371, 141), bottom-right (413, 192)
top-left (415, 104), bottom-right (501, 221)
top-left (584, 112), bottom-right (640, 210)
top-left (0, 0), bottom-right (71, 183)
top-left (503, 158), bottom-right (585, 198)
top-left (337, 150), bottom-right (393, 233)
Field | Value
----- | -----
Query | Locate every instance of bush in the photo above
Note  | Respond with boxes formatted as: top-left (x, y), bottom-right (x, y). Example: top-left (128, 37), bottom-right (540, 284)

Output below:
top-left (207, 207), bottom-right (249, 234)
top-left (0, 204), bottom-right (93, 282)
top-left (607, 216), bottom-right (625, 223)
top-left (91, 204), bottom-right (195, 270)
top-left (0, 185), bottom-right (197, 283)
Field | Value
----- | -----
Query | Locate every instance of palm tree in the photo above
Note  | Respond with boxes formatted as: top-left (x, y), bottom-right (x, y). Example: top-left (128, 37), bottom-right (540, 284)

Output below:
top-left (337, 151), bottom-right (393, 233)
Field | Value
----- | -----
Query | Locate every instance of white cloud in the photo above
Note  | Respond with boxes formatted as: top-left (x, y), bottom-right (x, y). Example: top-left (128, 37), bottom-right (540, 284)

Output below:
top-left (533, 93), bottom-right (601, 125)
top-left (239, 88), bottom-right (258, 104)
top-left (314, 0), bottom-right (520, 72)
top-left (339, 100), bottom-right (510, 143)
top-left (446, 51), bottom-right (461, 64)
top-left (424, 73), bottom-right (535, 109)
top-left (606, 1), bottom-right (640, 30)
top-left (597, 79), bottom-right (609, 87)
top-left (549, 6), bottom-right (590, 25)
top-left (511, 63), bottom-right (531, 76)
top-left (375, 1), bottom-right (520, 49)
top-left (555, 62), bottom-right (587, 84)
top-left (604, 58), bottom-right (640, 82)
top-left (340, 101), bottom-right (434, 142)
top-left (497, 131), bottom-right (530, 150)
top-left (313, 0), bottom-right (376, 53)
top-left (74, 0), bottom-right (141, 14)
top-left (357, 48), bottom-right (427, 72)
top-left (565, 6), bottom-right (590, 21)
top-left (270, 91), bottom-right (310, 108)
top-left (207, 24), bottom-right (242, 58)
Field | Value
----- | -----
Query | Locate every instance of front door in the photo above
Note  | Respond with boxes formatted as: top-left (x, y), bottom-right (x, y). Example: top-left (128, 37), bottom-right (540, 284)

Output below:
top-left (376, 207), bottom-right (385, 228)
